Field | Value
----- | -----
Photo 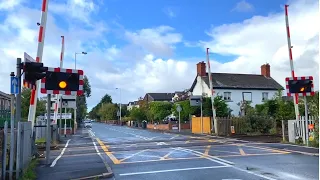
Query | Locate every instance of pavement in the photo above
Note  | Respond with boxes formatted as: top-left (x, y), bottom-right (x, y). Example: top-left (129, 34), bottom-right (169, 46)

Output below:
top-left (35, 128), bottom-right (112, 180)
top-left (90, 123), bottom-right (319, 180)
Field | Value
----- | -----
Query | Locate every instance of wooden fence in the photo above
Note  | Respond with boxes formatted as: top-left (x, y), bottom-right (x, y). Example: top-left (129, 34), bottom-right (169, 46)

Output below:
top-left (216, 117), bottom-right (247, 136)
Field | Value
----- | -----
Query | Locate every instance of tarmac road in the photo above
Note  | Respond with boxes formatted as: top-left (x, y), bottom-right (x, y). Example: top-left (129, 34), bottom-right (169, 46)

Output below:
top-left (90, 123), bottom-right (319, 180)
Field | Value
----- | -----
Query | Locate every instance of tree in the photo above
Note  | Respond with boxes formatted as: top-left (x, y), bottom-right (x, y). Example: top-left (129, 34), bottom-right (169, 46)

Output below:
top-left (21, 87), bottom-right (31, 120)
top-left (36, 99), bottom-right (46, 116)
top-left (76, 75), bottom-right (91, 122)
top-left (129, 107), bottom-right (146, 122)
top-left (149, 102), bottom-right (173, 122)
top-left (88, 93), bottom-right (113, 120)
top-left (98, 103), bottom-right (118, 120)
top-left (172, 100), bottom-right (197, 121)
top-left (21, 87), bottom-right (46, 121)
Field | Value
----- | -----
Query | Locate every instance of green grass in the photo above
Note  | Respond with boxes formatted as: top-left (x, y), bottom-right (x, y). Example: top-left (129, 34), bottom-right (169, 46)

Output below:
top-left (20, 159), bottom-right (39, 180)
top-left (35, 138), bottom-right (45, 144)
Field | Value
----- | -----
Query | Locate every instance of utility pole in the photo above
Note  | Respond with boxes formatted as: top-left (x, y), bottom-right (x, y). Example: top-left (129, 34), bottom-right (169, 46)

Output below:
top-left (46, 94), bottom-right (51, 165)
top-left (9, 72), bottom-right (15, 180)
top-left (16, 58), bottom-right (22, 123)
top-left (206, 48), bottom-right (217, 134)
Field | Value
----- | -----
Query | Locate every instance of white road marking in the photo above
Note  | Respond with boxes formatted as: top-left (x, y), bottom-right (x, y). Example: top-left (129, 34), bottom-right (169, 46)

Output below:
top-left (50, 139), bottom-right (71, 167)
top-left (88, 130), bottom-right (95, 137)
top-left (180, 147), bottom-right (235, 165)
top-left (176, 147), bottom-right (231, 166)
top-left (108, 127), bottom-right (152, 140)
top-left (92, 141), bottom-right (100, 155)
top-left (119, 165), bottom-right (230, 176)
top-left (170, 135), bottom-right (179, 140)
top-left (178, 147), bottom-right (277, 180)
top-left (156, 142), bottom-right (168, 145)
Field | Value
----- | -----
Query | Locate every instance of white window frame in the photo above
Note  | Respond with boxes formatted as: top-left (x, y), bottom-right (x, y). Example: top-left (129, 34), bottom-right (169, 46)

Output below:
top-left (242, 92), bottom-right (252, 102)
top-left (223, 92), bottom-right (232, 101)
top-left (262, 92), bottom-right (268, 101)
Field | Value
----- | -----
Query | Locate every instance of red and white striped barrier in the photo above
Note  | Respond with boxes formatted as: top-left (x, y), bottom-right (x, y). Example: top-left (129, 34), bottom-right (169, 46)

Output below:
top-left (28, 0), bottom-right (49, 130)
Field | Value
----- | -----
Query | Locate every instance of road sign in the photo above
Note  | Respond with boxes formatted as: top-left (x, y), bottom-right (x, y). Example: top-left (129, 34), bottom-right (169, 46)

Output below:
top-left (190, 95), bottom-right (202, 106)
top-left (44, 113), bottom-right (72, 119)
top-left (176, 105), bottom-right (182, 112)
top-left (24, 52), bottom-right (36, 62)
top-left (10, 77), bottom-right (19, 94)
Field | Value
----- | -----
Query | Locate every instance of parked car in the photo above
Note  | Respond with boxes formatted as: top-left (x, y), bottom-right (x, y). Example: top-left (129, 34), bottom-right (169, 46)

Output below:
top-left (84, 121), bottom-right (92, 128)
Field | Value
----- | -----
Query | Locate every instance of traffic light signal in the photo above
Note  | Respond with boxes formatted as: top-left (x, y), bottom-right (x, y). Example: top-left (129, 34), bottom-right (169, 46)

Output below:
top-left (23, 62), bottom-right (48, 86)
top-left (287, 79), bottom-right (313, 93)
top-left (45, 71), bottom-right (80, 91)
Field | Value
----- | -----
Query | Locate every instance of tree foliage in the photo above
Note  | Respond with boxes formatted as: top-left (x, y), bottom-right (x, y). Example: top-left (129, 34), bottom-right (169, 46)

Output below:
top-left (88, 93), bottom-right (113, 120)
top-left (98, 103), bottom-right (118, 120)
top-left (148, 102), bottom-right (173, 122)
top-left (21, 87), bottom-right (46, 121)
top-left (76, 75), bottom-right (91, 121)
top-left (129, 107), bottom-right (146, 122)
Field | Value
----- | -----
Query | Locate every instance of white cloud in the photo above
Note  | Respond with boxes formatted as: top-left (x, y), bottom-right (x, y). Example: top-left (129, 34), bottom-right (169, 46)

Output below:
top-left (50, 0), bottom-right (98, 24)
top-left (163, 7), bottom-right (176, 18)
top-left (231, 0), bottom-right (254, 12)
top-left (124, 26), bottom-right (183, 57)
top-left (200, 0), bottom-right (319, 90)
top-left (0, 0), bottom-right (23, 10)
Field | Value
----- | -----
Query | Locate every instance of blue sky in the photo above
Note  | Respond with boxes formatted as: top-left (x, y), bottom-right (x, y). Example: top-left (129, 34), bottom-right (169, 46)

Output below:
top-left (26, 0), bottom-right (287, 62)
top-left (0, 0), bottom-right (318, 110)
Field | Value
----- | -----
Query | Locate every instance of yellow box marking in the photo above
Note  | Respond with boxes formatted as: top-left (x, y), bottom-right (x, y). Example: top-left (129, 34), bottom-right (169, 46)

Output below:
top-left (160, 149), bottom-right (176, 160)
top-left (204, 145), bottom-right (211, 157)
top-left (237, 144), bottom-right (246, 156)
top-left (242, 144), bottom-right (290, 154)
top-left (96, 138), bottom-right (121, 164)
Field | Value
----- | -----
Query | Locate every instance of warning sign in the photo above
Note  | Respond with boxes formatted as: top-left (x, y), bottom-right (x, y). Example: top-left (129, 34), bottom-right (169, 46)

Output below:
top-left (231, 126), bottom-right (235, 134)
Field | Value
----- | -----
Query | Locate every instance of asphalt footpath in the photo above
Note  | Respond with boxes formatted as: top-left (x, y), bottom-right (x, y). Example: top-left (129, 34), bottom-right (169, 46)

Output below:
top-left (35, 128), bottom-right (113, 180)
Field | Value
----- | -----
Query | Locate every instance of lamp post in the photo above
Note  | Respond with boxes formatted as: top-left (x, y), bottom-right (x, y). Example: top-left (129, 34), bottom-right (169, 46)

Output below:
top-left (116, 88), bottom-right (121, 125)
top-left (75, 52), bottom-right (87, 70)
top-left (74, 51), bottom-right (87, 130)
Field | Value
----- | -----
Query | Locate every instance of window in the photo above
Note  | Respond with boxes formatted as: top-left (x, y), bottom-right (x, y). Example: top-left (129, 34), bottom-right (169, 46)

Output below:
top-left (223, 92), bottom-right (232, 101)
top-left (242, 92), bottom-right (252, 102)
top-left (262, 92), bottom-right (268, 101)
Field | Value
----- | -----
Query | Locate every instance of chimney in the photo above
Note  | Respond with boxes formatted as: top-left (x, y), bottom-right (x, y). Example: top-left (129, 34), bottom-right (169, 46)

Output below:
top-left (261, 63), bottom-right (270, 77)
top-left (197, 61), bottom-right (206, 77)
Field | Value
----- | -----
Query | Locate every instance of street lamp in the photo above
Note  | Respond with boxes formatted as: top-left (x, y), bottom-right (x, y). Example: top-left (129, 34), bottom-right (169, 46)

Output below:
top-left (116, 88), bottom-right (121, 124)
top-left (74, 51), bottom-right (87, 129)
top-left (74, 52), bottom-right (87, 69)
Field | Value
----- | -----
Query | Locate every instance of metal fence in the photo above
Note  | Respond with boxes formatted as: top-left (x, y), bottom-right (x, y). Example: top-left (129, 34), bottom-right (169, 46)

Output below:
top-left (16, 122), bottom-right (33, 178)
top-left (288, 116), bottom-right (318, 144)
top-left (0, 121), bottom-right (34, 179)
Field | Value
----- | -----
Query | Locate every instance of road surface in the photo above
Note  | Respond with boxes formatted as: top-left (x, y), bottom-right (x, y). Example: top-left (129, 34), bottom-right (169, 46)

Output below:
top-left (90, 123), bottom-right (319, 180)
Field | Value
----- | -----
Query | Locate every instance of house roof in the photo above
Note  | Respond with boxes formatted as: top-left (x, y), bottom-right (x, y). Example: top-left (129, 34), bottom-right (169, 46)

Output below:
top-left (190, 73), bottom-right (284, 92)
top-left (0, 91), bottom-right (10, 100)
top-left (147, 93), bottom-right (175, 101)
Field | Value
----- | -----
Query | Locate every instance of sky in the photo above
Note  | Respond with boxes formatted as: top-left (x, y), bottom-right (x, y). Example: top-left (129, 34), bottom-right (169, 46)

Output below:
top-left (0, 0), bottom-right (318, 111)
